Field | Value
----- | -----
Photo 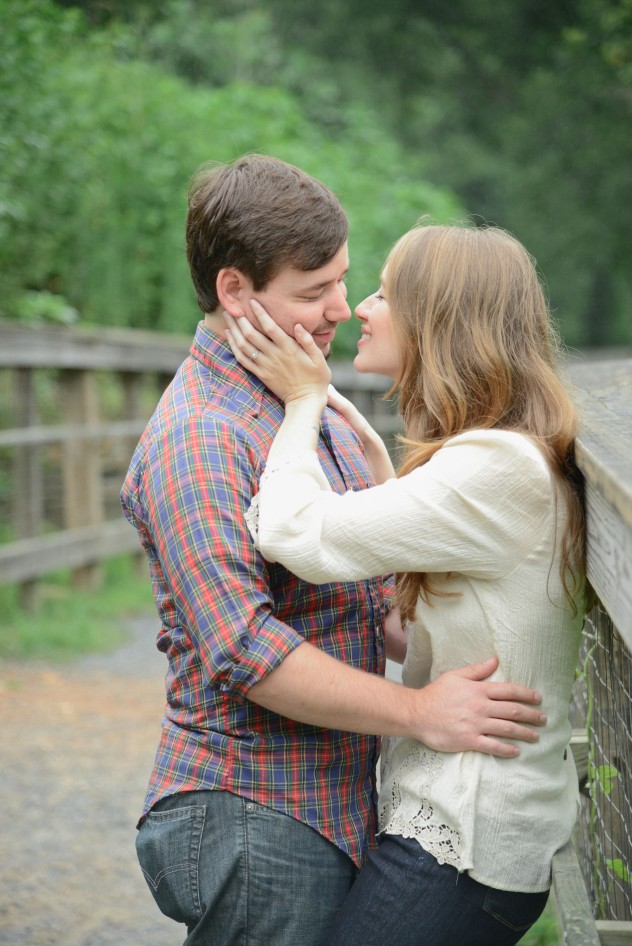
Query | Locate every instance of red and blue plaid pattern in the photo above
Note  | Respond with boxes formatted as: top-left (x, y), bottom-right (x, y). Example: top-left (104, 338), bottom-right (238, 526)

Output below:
top-left (121, 323), bottom-right (388, 866)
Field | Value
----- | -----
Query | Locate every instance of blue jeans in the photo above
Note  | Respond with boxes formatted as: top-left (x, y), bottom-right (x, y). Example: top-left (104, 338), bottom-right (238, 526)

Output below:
top-left (325, 834), bottom-right (549, 946)
top-left (136, 789), bottom-right (358, 946)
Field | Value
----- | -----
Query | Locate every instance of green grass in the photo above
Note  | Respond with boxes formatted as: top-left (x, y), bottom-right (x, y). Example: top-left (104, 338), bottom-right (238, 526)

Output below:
top-left (0, 554), bottom-right (154, 660)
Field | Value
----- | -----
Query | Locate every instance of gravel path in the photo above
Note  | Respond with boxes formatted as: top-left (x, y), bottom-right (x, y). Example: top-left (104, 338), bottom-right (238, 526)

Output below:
top-left (0, 615), bottom-right (179, 946)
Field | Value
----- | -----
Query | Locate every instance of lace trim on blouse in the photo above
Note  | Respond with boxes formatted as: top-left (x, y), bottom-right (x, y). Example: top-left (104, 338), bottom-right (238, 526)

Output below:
top-left (378, 740), bottom-right (463, 869)
top-left (245, 456), bottom-right (307, 544)
top-left (245, 492), bottom-right (261, 543)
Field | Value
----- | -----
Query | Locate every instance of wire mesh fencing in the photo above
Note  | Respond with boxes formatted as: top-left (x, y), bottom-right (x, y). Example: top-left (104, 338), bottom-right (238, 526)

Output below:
top-left (571, 603), bottom-right (632, 922)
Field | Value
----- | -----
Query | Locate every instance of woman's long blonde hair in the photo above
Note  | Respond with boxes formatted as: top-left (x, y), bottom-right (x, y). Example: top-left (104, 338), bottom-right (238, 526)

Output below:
top-left (385, 223), bottom-right (586, 622)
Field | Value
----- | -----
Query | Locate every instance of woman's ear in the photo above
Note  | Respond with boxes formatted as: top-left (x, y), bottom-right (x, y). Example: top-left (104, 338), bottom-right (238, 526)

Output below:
top-left (216, 267), bottom-right (252, 316)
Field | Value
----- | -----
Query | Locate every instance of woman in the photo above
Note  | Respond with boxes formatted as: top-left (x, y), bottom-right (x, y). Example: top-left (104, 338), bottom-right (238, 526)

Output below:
top-left (224, 223), bottom-right (587, 946)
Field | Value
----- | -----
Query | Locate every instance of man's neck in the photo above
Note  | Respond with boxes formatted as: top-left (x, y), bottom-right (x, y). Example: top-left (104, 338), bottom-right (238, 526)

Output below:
top-left (204, 311), bottom-right (225, 338)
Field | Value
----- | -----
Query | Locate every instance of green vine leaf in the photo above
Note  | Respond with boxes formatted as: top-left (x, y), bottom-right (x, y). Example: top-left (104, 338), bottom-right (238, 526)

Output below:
top-left (606, 858), bottom-right (632, 887)
top-left (590, 763), bottom-right (620, 796)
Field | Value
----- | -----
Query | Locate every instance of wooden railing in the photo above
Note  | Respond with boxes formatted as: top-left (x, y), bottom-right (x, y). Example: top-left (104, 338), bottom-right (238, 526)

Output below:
top-left (552, 358), bottom-right (632, 946)
top-left (1, 321), bottom-right (631, 944)
top-left (0, 321), bottom-right (189, 606)
top-left (0, 321), bottom-right (397, 606)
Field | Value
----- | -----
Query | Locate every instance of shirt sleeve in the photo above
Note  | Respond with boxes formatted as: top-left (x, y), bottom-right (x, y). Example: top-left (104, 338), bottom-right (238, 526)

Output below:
top-left (139, 415), bottom-right (305, 699)
top-left (255, 430), bottom-right (553, 585)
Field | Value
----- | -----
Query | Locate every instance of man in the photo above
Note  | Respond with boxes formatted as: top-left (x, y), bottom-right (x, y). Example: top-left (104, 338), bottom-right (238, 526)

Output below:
top-left (121, 154), bottom-right (545, 946)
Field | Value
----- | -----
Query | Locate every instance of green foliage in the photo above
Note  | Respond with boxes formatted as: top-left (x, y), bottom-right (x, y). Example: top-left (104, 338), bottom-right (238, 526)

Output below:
top-left (0, 0), bottom-right (460, 355)
top-left (0, 554), bottom-right (154, 660)
top-left (606, 857), bottom-right (632, 887)
top-left (590, 762), bottom-right (620, 796)
top-left (14, 290), bottom-right (79, 326)
top-left (260, 0), bottom-right (632, 348)
top-left (7, 0), bottom-right (630, 348)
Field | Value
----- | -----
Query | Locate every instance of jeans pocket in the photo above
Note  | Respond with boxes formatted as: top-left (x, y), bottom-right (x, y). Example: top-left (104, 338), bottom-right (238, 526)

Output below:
top-left (136, 803), bottom-right (206, 925)
top-left (482, 887), bottom-right (549, 932)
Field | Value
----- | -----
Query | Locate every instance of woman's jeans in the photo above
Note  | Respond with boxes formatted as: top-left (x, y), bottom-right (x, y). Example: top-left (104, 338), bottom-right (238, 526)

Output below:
top-left (325, 833), bottom-right (549, 946)
top-left (136, 789), bottom-right (357, 946)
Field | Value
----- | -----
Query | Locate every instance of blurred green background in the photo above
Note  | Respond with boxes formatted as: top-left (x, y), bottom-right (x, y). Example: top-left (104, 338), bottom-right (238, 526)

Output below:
top-left (2, 0), bottom-right (631, 356)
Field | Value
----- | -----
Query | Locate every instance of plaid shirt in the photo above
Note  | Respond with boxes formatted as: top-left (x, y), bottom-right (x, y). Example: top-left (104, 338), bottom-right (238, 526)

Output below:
top-left (121, 322), bottom-right (388, 866)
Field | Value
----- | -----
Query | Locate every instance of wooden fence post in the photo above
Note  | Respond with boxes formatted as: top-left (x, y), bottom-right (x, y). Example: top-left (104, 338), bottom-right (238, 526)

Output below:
top-left (60, 369), bottom-right (104, 590)
top-left (119, 370), bottom-right (146, 576)
top-left (12, 368), bottom-right (43, 610)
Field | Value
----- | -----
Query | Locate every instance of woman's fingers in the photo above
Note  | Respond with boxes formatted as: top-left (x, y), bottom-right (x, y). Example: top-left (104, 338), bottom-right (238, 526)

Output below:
top-left (224, 321), bottom-right (254, 371)
top-left (223, 303), bottom-right (330, 401)
top-left (293, 323), bottom-right (326, 364)
top-left (250, 302), bottom-right (323, 369)
top-left (223, 321), bottom-right (258, 373)
top-left (249, 299), bottom-right (282, 338)
top-left (250, 300), bottom-right (302, 354)
top-left (224, 299), bottom-right (310, 365)
top-left (225, 312), bottom-right (270, 356)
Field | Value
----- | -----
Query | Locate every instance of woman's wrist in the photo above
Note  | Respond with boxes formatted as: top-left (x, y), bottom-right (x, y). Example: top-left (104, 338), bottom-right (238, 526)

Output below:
top-left (284, 391), bottom-right (328, 413)
top-left (268, 393), bottom-right (325, 462)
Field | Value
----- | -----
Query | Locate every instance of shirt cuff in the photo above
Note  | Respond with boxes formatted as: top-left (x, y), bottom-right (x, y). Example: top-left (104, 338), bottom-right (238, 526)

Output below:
top-left (226, 616), bottom-right (305, 698)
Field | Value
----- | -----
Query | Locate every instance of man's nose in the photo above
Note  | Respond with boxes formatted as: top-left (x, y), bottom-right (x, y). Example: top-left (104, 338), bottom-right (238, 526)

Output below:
top-left (328, 285), bottom-right (351, 322)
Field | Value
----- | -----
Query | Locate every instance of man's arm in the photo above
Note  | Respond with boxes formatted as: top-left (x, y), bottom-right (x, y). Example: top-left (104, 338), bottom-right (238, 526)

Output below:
top-left (141, 415), bottom-right (309, 697)
top-left (249, 641), bottom-right (545, 759)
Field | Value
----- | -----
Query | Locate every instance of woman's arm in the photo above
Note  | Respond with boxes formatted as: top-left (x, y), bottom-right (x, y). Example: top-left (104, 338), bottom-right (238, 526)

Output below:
top-left (224, 304), bottom-right (394, 486)
top-left (225, 305), bottom-right (551, 592)
top-left (327, 385), bottom-right (395, 484)
top-left (384, 606), bottom-right (407, 664)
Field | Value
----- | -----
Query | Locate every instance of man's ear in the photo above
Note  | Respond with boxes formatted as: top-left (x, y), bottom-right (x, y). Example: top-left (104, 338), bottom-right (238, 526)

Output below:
top-left (216, 267), bottom-right (251, 316)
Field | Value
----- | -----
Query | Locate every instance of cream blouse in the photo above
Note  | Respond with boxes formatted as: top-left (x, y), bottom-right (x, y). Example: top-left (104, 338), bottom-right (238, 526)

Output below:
top-left (248, 429), bottom-right (583, 892)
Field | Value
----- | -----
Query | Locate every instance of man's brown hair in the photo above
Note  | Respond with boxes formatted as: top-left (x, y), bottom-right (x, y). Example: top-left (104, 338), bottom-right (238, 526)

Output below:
top-left (186, 154), bottom-right (348, 314)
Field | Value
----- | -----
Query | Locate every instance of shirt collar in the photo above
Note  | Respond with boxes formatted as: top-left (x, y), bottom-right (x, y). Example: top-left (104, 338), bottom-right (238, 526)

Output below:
top-left (190, 321), bottom-right (269, 417)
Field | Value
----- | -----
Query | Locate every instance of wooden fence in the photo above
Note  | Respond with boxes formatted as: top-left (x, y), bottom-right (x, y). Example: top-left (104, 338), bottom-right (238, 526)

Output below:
top-left (0, 320), bottom-right (631, 944)
top-left (0, 321), bottom-right (189, 606)
top-left (552, 358), bottom-right (632, 946)
top-left (0, 321), bottom-right (397, 605)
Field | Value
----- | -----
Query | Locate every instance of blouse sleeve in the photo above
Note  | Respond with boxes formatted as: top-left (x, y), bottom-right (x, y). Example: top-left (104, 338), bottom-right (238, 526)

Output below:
top-left (252, 430), bottom-right (553, 584)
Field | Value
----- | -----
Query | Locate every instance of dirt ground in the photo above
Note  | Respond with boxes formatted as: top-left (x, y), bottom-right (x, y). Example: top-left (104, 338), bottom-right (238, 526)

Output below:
top-left (0, 615), bottom-right (180, 946)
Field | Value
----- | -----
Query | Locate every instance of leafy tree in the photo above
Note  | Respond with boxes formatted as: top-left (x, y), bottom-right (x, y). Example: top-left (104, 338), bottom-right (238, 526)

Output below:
top-left (60, 0), bottom-right (632, 347)
top-left (0, 0), bottom-right (460, 354)
top-left (207, 0), bottom-right (632, 348)
top-left (304, 0), bottom-right (632, 348)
